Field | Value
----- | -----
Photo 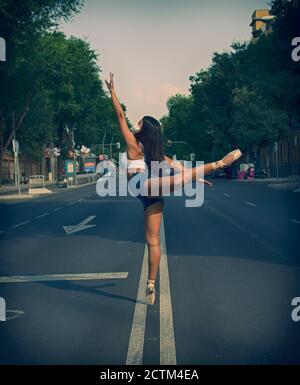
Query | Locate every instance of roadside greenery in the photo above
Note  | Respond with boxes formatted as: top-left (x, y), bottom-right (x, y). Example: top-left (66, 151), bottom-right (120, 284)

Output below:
top-left (161, 0), bottom-right (300, 161)
top-left (0, 0), bottom-right (299, 183)
top-left (0, 0), bottom-right (124, 183)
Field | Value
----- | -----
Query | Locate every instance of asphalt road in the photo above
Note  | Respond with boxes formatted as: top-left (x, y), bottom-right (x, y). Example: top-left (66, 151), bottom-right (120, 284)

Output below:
top-left (0, 177), bottom-right (299, 364)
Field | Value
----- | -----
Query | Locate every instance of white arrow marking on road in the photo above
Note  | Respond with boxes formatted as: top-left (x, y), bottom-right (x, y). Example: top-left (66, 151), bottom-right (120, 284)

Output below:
top-left (63, 215), bottom-right (96, 235)
top-left (6, 309), bottom-right (25, 321)
top-left (291, 219), bottom-right (300, 225)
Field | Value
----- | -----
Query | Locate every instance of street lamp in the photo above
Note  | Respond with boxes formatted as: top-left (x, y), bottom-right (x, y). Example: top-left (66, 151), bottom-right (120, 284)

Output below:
top-left (166, 139), bottom-right (194, 160)
top-left (274, 141), bottom-right (279, 178)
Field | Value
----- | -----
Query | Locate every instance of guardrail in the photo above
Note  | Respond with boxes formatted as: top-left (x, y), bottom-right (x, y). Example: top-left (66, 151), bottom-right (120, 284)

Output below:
top-left (289, 174), bottom-right (300, 183)
top-left (29, 175), bottom-right (45, 189)
top-left (73, 173), bottom-right (98, 185)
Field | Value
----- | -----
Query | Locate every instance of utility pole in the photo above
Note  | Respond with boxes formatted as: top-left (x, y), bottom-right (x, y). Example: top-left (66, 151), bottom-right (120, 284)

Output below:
top-left (102, 130), bottom-right (107, 156)
top-left (274, 141), bottom-right (279, 178)
top-left (110, 136), bottom-right (114, 159)
top-left (12, 136), bottom-right (21, 195)
top-left (71, 126), bottom-right (77, 186)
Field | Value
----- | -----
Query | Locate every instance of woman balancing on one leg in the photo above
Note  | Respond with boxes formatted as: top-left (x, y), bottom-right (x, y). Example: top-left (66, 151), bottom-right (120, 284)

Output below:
top-left (105, 72), bottom-right (242, 305)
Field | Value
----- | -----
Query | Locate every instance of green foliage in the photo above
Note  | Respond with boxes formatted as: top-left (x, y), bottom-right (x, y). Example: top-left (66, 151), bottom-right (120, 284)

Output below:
top-left (162, 0), bottom-right (299, 161)
top-left (0, 0), bottom-right (126, 176)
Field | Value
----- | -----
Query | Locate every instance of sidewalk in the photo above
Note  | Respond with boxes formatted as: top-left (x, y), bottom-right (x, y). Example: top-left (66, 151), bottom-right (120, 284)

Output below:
top-left (232, 176), bottom-right (300, 191)
top-left (0, 181), bottom-right (56, 196)
top-left (232, 177), bottom-right (291, 183)
top-left (0, 179), bottom-right (97, 201)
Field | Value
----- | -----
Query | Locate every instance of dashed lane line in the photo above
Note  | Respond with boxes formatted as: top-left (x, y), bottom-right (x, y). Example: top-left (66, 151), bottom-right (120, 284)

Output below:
top-left (53, 206), bottom-right (63, 212)
top-left (205, 202), bottom-right (289, 263)
top-left (35, 212), bottom-right (50, 219)
top-left (245, 201), bottom-right (256, 207)
top-left (11, 220), bottom-right (31, 228)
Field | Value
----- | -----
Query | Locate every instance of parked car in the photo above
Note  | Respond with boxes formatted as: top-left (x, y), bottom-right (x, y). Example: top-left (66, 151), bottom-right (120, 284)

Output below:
top-left (212, 169), bottom-right (228, 179)
top-left (255, 167), bottom-right (268, 179)
top-left (20, 173), bottom-right (29, 184)
top-left (56, 175), bottom-right (68, 188)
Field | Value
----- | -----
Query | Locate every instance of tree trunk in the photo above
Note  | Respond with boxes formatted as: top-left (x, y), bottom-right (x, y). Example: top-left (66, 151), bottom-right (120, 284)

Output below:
top-left (0, 103), bottom-right (30, 187)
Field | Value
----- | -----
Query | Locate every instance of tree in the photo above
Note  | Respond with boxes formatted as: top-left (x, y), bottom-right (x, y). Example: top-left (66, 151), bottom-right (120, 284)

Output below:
top-left (0, 0), bottom-right (83, 184)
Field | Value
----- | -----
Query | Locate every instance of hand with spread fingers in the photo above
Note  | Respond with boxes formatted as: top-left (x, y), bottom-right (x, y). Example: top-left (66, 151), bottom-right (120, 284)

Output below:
top-left (198, 178), bottom-right (213, 187)
top-left (105, 72), bottom-right (115, 93)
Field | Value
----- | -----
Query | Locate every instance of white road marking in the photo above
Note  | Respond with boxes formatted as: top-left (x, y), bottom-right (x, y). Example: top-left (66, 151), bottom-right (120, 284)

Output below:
top-left (53, 206), bottom-right (63, 212)
top-left (12, 220), bottom-right (31, 228)
top-left (224, 193), bottom-right (231, 197)
top-left (205, 202), bottom-right (289, 262)
top-left (159, 216), bottom-right (177, 365)
top-left (35, 212), bottom-right (49, 219)
top-left (78, 198), bottom-right (84, 202)
top-left (291, 219), bottom-right (300, 225)
top-left (63, 215), bottom-right (96, 235)
top-left (5, 309), bottom-right (25, 321)
top-left (294, 187), bottom-right (300, 193)
top-left (0, 230), bottom-right (4, 234)
top-left (126, 243), bottom-right (149, 365)
top-left (66, 201), bottom-right (76, 206)
top-left (245, 201), bottom-right (256, 207)
top-left (126, 214), bottom-right (176, 365)
top-left (0, 272), bottom-right (128, 283)
top-left (94, 199), bottom-right (137, 203)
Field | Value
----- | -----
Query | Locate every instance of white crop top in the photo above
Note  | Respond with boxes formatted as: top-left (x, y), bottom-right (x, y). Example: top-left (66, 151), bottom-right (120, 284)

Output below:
top-left (120, 142), bottom-right (147, 171)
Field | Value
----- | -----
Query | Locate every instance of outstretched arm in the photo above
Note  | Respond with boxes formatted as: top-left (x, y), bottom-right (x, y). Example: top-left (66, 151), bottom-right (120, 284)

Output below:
top-left (105, 72), bottom-right (139, 156)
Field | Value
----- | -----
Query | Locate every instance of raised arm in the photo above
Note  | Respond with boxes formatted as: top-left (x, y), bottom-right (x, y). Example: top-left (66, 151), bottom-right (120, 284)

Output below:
top-left (105, 72), bottom-right (139, 156)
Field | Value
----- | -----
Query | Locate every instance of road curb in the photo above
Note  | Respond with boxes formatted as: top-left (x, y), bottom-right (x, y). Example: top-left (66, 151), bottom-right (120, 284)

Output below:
top-left (0, 181), bottom-right (97, 204)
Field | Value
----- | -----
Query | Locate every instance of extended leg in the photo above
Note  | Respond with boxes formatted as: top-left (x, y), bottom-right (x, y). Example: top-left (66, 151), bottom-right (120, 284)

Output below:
top-left (143, 160), bottom-right (216, 196)
top-left (143, 149), bottom-right (242, 196)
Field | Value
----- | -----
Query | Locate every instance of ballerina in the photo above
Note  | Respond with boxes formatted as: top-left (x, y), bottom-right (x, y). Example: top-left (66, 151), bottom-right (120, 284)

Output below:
top-left (105, 72), bottom-right (242, 305)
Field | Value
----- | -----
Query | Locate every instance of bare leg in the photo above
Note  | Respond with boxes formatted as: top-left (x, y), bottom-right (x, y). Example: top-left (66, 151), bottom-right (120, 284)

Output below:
top-left (143, 160), bottom-right (216, 196)
top-left (143, 150), bottom-right (241, 197)
top-left (144, 202), bottom-right (163, 281)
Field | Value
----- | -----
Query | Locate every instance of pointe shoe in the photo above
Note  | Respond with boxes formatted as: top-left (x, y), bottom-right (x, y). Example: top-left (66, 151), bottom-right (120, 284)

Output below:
top-left (215, 149), bottom-right (242, 170)
top-left (146, 280), bottom-right (156, 305)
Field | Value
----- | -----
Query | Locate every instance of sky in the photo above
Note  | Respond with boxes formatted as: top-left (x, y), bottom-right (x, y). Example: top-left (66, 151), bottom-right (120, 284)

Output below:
top-left (60, 0), bottom-right (269, 126)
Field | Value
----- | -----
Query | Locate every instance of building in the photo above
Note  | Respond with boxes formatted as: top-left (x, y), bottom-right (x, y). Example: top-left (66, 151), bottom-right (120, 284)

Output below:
top-left (247, 8), bottom-right (300, 177)
top-left (250, 9), bottom-right (275, 41)
top-left (0, 150), bottom-right (43, 184)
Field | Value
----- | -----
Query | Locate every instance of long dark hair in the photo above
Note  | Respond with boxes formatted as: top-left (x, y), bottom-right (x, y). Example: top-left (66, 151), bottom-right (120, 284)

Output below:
top-left (134, 116), bottom-right (165, 162)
